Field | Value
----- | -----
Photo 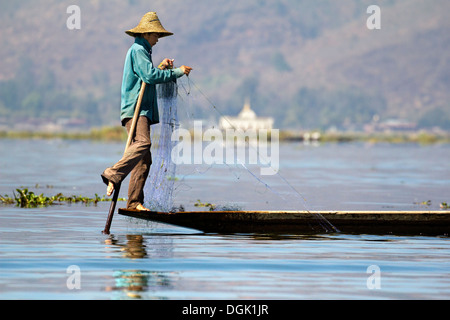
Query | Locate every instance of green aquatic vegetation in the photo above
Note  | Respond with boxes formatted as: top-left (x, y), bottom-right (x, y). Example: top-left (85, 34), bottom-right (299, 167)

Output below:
top-left (0, 188), bottom-right (125, 208)
top-left (414, 200), bottom-right (432, 206)
top-left (194, 199), bottom-right (217, 211)
top-left (0, 194), bottom-right (15, 205)
top-left (412, 200), bottom-right (449, 210)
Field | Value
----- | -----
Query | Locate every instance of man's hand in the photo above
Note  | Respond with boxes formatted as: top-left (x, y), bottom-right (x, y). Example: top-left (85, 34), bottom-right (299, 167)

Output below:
top-left (158, 58), bottom-right (174, 70)
top-left (179, 65), bottom-right (193, 76)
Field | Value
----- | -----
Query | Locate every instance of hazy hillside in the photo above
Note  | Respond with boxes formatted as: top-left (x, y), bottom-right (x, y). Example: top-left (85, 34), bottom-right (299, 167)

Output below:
top-left (0, 0), bottom-right (449, 130)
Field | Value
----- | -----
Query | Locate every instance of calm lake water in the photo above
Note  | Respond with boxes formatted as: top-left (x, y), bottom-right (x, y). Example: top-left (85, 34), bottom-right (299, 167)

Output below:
top-left (0, 138), bottom-right (449, 300)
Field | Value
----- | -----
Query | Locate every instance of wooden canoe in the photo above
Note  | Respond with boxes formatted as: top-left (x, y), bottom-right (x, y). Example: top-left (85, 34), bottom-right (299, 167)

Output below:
top-left (118, 209), bottom-right (450, 235)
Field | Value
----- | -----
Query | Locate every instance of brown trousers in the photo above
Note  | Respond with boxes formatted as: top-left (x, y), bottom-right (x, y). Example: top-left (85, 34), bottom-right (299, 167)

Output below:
top-left (101, 116), bottom-right (152, 209)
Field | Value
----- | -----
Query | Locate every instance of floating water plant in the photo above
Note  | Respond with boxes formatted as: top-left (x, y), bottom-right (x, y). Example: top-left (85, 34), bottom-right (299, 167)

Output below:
top-left (0, 188), bottom-right (125, 208)
top-left (0, 194), bottom-right (15, 205)
top-left (194, 199), bottom-right (216, 211)
top-left (414, 200), bottom-right (432, 206)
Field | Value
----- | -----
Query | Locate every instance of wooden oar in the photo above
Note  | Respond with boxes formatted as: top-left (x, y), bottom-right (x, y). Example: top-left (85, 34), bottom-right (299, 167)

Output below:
top-left (103, 82), bottom-right (147, 235)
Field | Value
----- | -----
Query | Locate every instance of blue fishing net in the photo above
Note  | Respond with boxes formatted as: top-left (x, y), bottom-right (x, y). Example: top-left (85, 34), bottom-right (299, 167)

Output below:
top-left (143, 81), bottom-right (178, 212)
top-left (142, 78), bottom-right (338, 232)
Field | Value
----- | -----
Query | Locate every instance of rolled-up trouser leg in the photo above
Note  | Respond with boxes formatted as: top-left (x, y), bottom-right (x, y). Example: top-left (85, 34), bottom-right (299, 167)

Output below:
top-left (101, 116), bottom-right (152, 208)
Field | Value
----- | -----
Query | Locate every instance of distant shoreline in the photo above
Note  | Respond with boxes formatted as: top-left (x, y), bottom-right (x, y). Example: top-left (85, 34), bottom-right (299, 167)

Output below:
top-left (1, 127), bottom-right (450, 145)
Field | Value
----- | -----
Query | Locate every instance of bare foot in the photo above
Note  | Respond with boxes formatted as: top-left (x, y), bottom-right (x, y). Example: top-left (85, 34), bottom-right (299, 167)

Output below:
top-left (136, 204), bottom-right (151, 212)
top-left (107, 182), bottom-right (114, 197)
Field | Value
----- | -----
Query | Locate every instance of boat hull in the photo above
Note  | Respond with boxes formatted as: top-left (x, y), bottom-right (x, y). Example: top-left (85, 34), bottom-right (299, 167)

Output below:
top-left (118, 209), bottom-right (450, 235)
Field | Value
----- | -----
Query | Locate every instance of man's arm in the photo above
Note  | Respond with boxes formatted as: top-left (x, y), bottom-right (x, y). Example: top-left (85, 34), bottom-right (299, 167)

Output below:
top-left (159, 59), bottom-right (193, 76)
top-left (133, 49), bottom-right (183, 84)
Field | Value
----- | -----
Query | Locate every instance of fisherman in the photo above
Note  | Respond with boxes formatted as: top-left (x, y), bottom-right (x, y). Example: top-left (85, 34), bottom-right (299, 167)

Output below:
top-left (101, 12), bottom-right (192, 212)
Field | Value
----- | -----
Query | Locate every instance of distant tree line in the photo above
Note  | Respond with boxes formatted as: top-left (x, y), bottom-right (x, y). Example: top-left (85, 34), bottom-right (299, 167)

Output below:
top-left (284, 86), bottom-right (387, 130)
top-left (0, 57), bottom-right (101, 126)
top-left (2, 57), bottom-right (449, 131)
top-left (228, 76), bottom-right (389, 130)
top-left (418, 107), bottom-right (450, 130)
top-left (226, 75), bottom-right (450, 130)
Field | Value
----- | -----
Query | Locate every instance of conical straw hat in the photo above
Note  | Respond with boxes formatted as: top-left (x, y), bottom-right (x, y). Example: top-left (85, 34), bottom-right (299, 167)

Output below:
top-left (125, 12), bottom-right (173, 38)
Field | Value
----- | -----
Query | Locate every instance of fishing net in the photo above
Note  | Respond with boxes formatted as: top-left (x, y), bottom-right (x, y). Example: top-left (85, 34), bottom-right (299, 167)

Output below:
top-left (142, 77), bottom-right (339, 232)
top-left (143, 81), bottom-right (178, 212)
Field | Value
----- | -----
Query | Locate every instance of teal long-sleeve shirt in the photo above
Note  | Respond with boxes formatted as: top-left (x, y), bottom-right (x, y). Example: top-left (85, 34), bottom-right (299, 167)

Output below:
top-left (120, 36), bottom-right (184, 125)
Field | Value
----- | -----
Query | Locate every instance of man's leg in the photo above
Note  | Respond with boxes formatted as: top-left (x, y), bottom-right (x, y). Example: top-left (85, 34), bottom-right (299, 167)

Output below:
top-left (127, 117), bottom-right (152, 210)
top-left (127, 148), bottom-right (152, 210)
top-left (101, 116), bottom-right (151, 203)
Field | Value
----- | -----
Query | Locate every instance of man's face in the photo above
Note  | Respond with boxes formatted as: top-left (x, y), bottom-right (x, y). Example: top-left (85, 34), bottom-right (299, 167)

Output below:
top-left (143, 33), bottom-right (159, 47)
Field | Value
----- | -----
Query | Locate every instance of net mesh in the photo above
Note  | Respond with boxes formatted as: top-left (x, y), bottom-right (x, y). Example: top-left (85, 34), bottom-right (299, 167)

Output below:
top-left (142, 78), bottom-right (338, 232)
top-left (143, 81), bottom-right (178, 212)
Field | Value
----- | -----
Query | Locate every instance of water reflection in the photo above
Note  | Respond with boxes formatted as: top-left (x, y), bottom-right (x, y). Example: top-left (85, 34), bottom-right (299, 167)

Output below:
top-left (103, 234), bottom-right (174, 299)
top-left (105, 270), bottom-right (173, 299)
top-left (105, 235), bottom-right (148, 259)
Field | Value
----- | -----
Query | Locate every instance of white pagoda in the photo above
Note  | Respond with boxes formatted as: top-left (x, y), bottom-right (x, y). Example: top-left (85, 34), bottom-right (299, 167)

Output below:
top-left (219, 98), bottom-right (274, 131)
